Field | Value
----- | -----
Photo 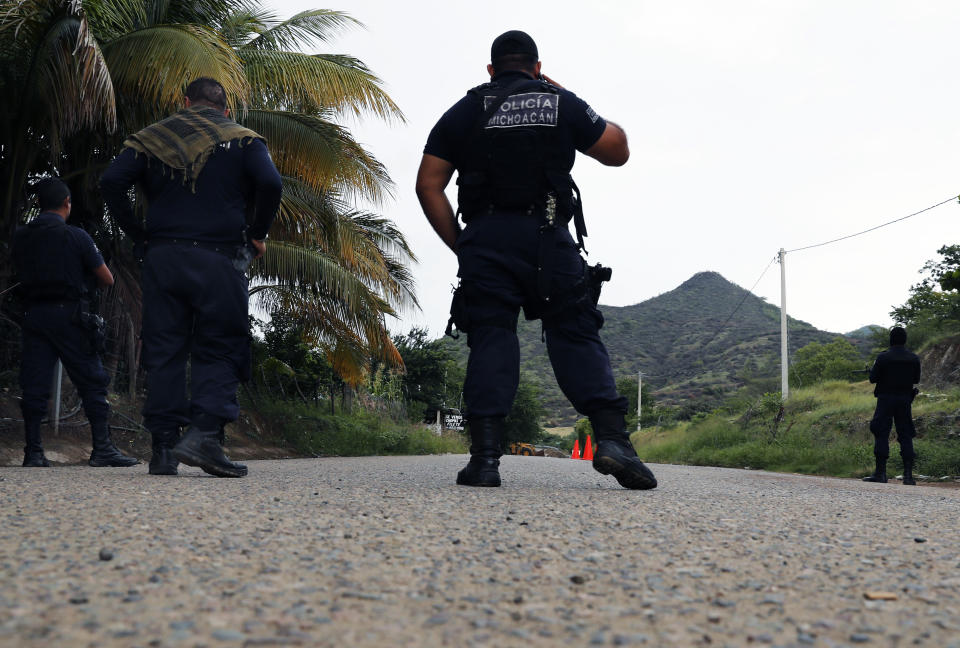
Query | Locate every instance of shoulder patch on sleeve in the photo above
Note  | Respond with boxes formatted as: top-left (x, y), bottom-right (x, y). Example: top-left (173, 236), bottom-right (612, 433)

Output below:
top-left (585, 105), bottom-right (599, 123)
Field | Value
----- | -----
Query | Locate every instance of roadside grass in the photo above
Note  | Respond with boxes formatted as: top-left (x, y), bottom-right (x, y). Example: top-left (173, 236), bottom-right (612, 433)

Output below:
top-left (253, 399), bottom-right (467, 457)
top-left (634, 381), bottom-right (960, 479)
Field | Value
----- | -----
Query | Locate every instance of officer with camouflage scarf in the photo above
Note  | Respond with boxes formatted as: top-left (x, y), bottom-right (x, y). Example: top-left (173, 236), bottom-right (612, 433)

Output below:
top-left (101, 78), bottom-right (282, 478)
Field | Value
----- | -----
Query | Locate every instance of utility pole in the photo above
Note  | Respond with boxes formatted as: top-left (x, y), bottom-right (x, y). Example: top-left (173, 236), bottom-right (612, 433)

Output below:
top-left (779, 248), bottom-right (789, 400)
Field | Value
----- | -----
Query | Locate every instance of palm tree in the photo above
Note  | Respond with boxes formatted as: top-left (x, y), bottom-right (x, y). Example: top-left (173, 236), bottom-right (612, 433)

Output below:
top-left (218, 6), bottom-right (415, 383)
top-left (0, 0), bottom-right (414, 385)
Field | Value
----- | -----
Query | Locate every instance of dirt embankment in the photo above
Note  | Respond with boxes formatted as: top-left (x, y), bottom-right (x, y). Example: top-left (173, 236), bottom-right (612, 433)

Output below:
top-left (0, 393), bottom-right (296, 467)
top-left (920, 334), bottom-right (960, 388)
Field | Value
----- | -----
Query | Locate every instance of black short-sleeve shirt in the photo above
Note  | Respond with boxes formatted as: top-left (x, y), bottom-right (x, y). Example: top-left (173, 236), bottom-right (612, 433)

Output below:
top-left (13, 212), bottom-right (105, 297)
top-left (424, 71), bottom-right (607, 172)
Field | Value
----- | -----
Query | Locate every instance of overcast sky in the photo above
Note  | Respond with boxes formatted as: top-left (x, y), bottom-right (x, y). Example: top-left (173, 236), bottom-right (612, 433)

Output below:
top-left (284, 0), bottom-right (959, 338)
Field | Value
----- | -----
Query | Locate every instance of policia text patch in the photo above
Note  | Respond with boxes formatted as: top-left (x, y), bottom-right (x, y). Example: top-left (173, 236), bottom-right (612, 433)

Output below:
top-left (482, 93), bottom-right (560, 129)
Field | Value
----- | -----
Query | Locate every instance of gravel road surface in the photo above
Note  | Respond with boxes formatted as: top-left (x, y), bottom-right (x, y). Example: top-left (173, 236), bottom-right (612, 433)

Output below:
top-left (1, 456), bottom-right (958, 647)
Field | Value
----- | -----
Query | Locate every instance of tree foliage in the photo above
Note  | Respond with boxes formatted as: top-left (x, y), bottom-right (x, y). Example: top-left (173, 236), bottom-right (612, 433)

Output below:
top-left (615, 376), bottom-right (658, 431)
top-left (889, 245), bottom-right (960, 348)
top-left (789, 337), bottom-right (865, 388)
top-left (0, 0), bottom-right (413, 388)
top-left (392, 327), bottom-right (462, 421)
top-left (250, 311), bottom-right (342, 410)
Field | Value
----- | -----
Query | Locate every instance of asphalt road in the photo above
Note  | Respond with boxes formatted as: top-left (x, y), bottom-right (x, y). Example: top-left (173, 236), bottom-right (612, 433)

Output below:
top-left (1, 456), bottom-right (958, 647)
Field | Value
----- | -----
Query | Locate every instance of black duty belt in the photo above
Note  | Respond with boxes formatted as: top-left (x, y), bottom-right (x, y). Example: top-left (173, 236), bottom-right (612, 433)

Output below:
top-left (148, 238), bottom-right (241, 258)
top-left (461, 204), bottom-right (546, 223)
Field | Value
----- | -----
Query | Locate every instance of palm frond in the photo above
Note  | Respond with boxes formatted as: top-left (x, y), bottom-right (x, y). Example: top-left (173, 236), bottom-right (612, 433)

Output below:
top-left (81, 0), bottom-right (148, 39)
top-left (241, 109), bottom-right (393, 204)
top-left (242, 9), bottom-right (360, 51)
top-left (267, 177), bottom-right (419, 314)
top-left (1, 3), bottom-right (116, 149)
top-left (348, 211), bottom-right (417, 262)
top-left (250, 282), bottom-right (401, 381)
top-left (216, 4), bottom-right (272, 48)
top-left (102, 23), bottom-right (247, 125)
top-left (251, 240), bottom-right (377, 309)
top-left (241, 50), bottom-right (403, 123)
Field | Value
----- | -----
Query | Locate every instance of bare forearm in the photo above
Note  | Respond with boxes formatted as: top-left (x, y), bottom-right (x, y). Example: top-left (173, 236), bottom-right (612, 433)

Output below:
top-left (418, 190), bottom-right (460, 252)
top-left (415, 154), bottom-right (460, 252)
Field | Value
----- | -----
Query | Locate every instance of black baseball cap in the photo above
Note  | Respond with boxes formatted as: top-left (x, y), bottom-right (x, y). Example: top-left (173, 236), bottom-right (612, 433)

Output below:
top-left (491, 30), bottom-right (538, 62)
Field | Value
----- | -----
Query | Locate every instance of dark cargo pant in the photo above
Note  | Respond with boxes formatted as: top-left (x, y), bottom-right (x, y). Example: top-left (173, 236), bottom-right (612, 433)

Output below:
top-left (19, 302), bottom-right (110, 452)
top-left (869, 394), bottom-right (916, 462)
top-left (141, 245), bottom-right (250, 437)
top-left (454, 211), bottom-right (627, 419)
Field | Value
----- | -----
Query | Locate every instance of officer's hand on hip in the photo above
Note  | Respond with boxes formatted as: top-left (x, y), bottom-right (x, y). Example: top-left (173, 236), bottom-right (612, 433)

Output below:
top-left (251, 239), bottom-right (266, 259)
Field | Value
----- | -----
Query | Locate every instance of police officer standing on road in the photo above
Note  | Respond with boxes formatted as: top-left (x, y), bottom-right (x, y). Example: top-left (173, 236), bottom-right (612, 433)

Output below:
top-left (13, 178), bottom-right (139, 468)
top-left (100, 78), bottom-right (282, 478)
top-left (415, 31), bottom-right (656, 490)
top-left (863, 326), bottom-right (921, 485)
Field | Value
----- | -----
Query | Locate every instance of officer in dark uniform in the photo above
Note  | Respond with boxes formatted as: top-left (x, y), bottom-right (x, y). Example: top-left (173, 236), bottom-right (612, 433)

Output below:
top-left (416, 31), bottom-right (656, 490)
top-left (863, 326), bottom-right (921, 485)
top-left (100, 77), bottom-right (282, 478)
top-left (13, 178), bottom-right (139, 468)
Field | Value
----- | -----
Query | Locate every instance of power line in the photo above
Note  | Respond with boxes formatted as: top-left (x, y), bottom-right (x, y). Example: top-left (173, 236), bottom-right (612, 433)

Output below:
top-left (787, 194), bottom-right (958, 254)
top-left (700, 255), bottom-right (778, 353)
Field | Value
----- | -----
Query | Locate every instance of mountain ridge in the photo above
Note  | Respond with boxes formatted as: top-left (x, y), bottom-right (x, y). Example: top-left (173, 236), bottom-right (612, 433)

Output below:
top-left (441, 271), bottom-right (871, 425)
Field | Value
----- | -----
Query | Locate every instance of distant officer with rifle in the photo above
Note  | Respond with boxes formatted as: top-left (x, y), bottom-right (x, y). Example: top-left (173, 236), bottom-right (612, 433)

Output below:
top-left (13, 178), bottom-right (139, 468)
top-left (100, 77), bottom-right (282, 478)
top-left (415, 30), bottom-right (656, 490)
top-left (863, 326), bottom-right (921, 485)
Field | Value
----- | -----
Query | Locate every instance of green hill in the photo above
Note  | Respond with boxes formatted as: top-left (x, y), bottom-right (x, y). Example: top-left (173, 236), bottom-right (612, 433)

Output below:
top-left (845, 324), bottom-right (885, 339)
top-left (441, 271), bottom-right (870, 425)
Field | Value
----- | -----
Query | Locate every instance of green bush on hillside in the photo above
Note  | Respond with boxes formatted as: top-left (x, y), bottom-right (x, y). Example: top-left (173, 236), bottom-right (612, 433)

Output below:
top-left (790, 338), bottom-right (866, 389)
top-left (253, 398), bottom-right (466, 457)
top-left (634, 382), bottom-right (960, 478)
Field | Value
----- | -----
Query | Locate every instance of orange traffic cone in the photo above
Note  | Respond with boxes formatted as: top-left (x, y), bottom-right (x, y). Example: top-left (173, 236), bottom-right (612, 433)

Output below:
top-left (583, 435), bottom-right (594, 461)
top-left (571, 439), bottom-right (581, 459)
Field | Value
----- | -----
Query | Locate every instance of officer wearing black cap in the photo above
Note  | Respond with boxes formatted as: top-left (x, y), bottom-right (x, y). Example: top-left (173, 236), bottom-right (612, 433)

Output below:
top-left (863, 326), bottom-right (921, 485)
top-left (416, 30), bottom-right (656, 490)
top-left (13, 178), bottom-right (139, 468)
top-left (100, 77), bottom-right (282, 478)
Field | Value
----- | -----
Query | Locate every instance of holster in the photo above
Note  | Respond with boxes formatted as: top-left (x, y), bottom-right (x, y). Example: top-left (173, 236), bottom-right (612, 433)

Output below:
top-left (446, 284), bottom-right (471, 339)
top-left (74, 305), bottom-right (107, 355)
top-left (233, 245), bottom-right (256, 273)
top-left (586, 263), bottom-right (613, 306)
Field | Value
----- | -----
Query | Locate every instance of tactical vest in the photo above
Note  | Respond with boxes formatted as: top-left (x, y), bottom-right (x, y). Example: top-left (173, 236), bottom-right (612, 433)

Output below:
top-left (14, 216), bottom-right (85, 301)
top-left (457, 78), bottom-right (579, 222)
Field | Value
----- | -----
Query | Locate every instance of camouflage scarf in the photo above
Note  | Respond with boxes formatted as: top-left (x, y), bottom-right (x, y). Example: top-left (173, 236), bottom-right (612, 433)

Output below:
top-left (123, 105), bottom-right (263, 190)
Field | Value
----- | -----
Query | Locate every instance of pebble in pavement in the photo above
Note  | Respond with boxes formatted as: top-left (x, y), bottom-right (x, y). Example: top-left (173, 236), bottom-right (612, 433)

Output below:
top-left (1, 456), bottom-right (958, 647)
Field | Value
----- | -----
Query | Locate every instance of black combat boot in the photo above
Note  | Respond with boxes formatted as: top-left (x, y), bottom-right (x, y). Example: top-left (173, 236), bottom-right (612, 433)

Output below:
top-left (22, 416), bottom-right (50, 467)
top-left (89, 422), bottom-right (140, 467)
top-left (862, 455), bottom-right (888, 483)
top-left (456, 417), bottom-right (504, 487)
top-left (901, 457), bottom-right (916, 486)
top-left (148, 429), bottom-right (181, 476)
top-left (589, 409), bottom-right (657, 490)
top-left (173, 425), bottom-right (247, 478)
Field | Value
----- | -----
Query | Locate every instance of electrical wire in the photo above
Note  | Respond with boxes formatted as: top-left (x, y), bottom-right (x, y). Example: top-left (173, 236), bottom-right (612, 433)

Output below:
top-left (700, 255), bottom-right (778, 354)
top-left (786, 195), bottom-right (958, 254)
